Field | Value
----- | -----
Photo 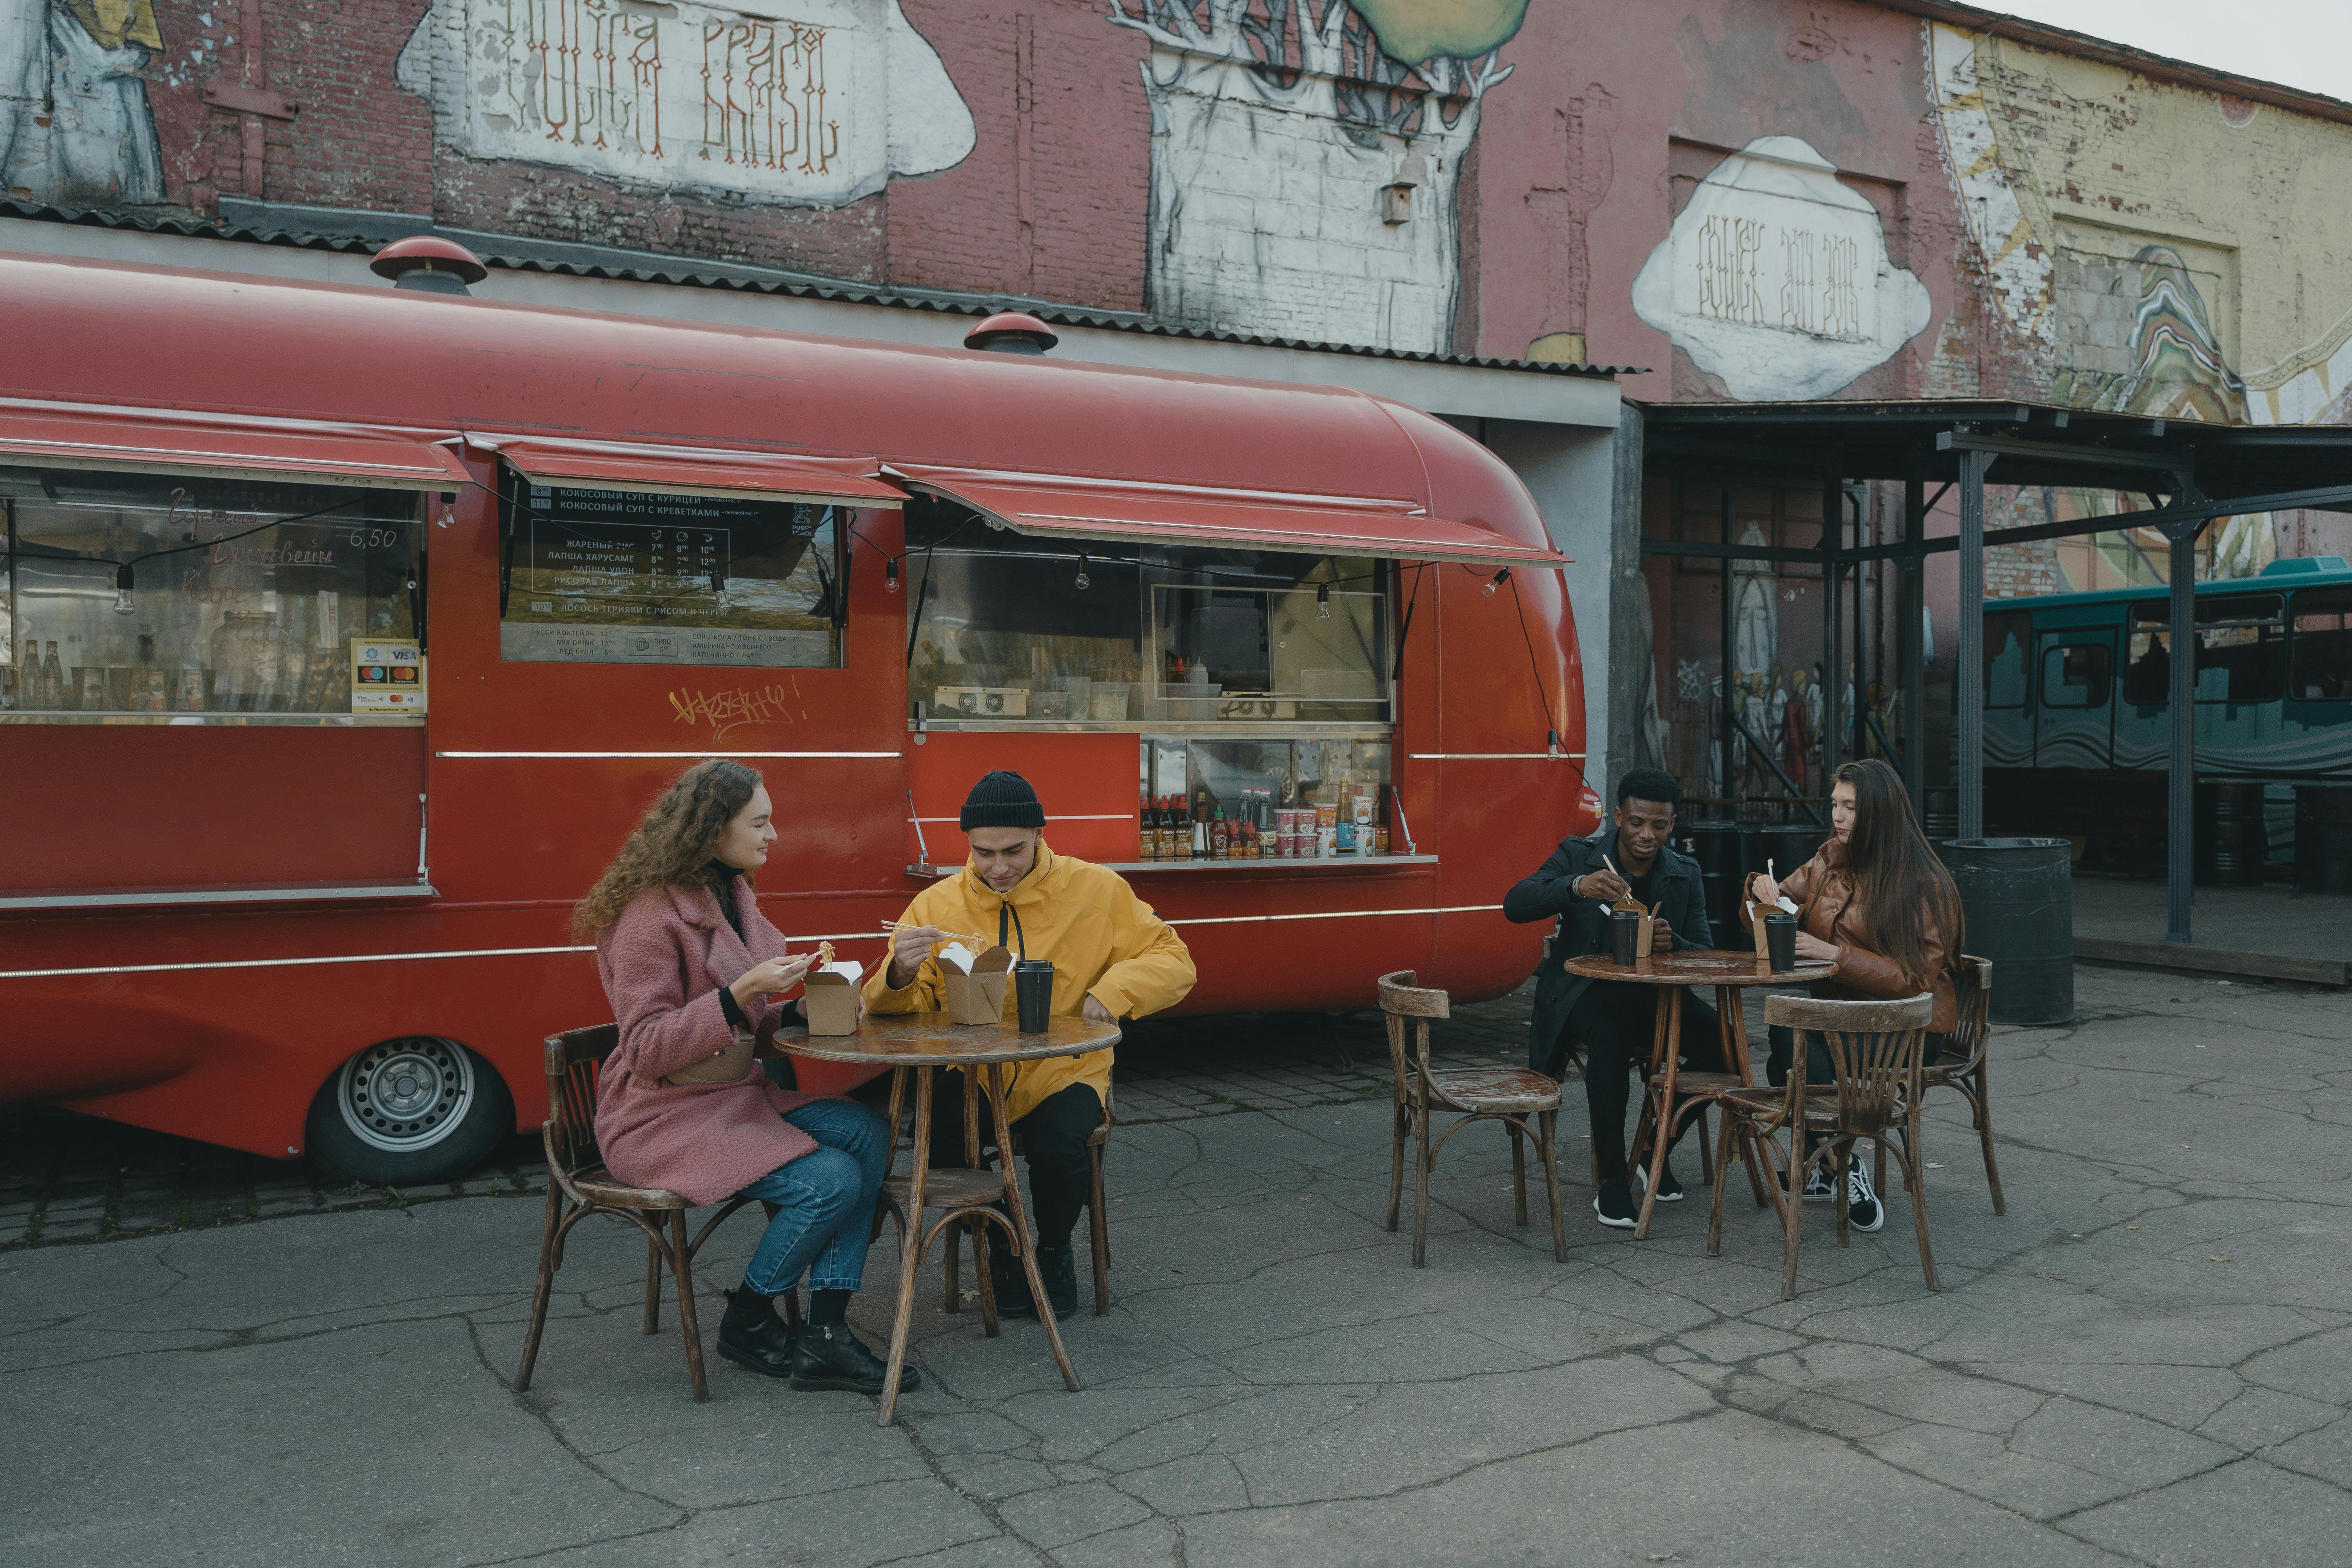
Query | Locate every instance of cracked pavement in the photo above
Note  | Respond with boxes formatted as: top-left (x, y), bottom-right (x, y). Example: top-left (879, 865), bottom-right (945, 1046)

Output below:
top-left (4, 964), bottom-right (2350, 1566)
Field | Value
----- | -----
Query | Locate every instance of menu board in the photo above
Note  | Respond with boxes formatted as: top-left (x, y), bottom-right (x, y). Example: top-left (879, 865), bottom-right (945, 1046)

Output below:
top-left (499, 484), bottom-right (841, 668)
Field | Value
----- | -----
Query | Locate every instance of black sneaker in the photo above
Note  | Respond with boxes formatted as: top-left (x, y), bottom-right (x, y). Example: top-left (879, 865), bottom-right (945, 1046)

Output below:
top-left (791, 1321), bottom-right (918, 1395)
top-left (1035, 1243), bottom-right (1079, 1322)
top-left (715, 1287), bottom-right (798, 1378)
top-left (1846, 1165), bottom-right (1884, 1232)
top-left (1593, 1177), bottom-right (1637, 1230)
top-left (1779, 1164), bottom-right (1838, 1201)
top-left (1633, 1162), bottom-right (1686, 1203)
top-left (987, 1247), bottom-right (1037, 1319)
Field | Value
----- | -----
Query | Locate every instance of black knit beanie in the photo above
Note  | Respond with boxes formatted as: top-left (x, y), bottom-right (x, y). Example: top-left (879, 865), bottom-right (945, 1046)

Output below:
top-left (960, 769), bottom-right (1046, 830)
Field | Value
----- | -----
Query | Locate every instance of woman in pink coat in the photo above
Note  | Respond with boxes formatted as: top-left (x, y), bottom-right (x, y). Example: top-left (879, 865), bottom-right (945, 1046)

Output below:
top-left (575, 759), bottom-right (911, 1397)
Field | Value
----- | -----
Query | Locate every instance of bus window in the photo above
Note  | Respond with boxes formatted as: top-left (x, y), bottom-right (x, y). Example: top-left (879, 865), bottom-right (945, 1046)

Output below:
top-left (2040, 641), bottom-right (2111, 708)
top-left (1984, 611), bottom-right (2030, 708)
top-left (2292, 588), bottom-right (2352, 700)
top-left (2123, 603), bottom-right (2170, 706)
top-left (2193, 593), bottom-right (2285, 704)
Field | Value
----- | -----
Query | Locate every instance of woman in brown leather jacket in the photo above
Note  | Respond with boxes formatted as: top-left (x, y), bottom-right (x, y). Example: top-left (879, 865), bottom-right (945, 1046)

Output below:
top-left (1746, 758), bottom-right (1964, 1229)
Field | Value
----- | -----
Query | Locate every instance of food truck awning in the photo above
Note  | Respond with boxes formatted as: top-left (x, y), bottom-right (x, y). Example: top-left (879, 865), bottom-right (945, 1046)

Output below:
top-left (474, 434), bottom-right (906, 508)
top-left (885, 463), bottom-right (1570, 569)
top-left (0, 399), bottom-right (471, 489)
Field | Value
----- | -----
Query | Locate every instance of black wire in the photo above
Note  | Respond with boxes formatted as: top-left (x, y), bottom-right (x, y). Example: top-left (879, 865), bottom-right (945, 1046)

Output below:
top-left (1504, 571), bottom-right (1594, 795)
top-left (4, 488), bottom-right (385, 574)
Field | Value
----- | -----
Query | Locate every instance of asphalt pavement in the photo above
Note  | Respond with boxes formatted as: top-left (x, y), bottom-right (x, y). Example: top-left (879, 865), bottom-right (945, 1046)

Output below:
top-left (5, 965), bottom-right (2350, 1567)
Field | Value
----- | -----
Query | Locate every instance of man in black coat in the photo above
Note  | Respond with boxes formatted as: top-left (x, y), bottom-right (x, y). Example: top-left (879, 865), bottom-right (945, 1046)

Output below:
top-left (1504, 767), bottom-right (1730, 1229)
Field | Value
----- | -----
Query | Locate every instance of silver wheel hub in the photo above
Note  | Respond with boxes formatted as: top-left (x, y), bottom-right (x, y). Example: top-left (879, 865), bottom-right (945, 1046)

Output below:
top-left (337, 1038), bottom-right (474, 1152)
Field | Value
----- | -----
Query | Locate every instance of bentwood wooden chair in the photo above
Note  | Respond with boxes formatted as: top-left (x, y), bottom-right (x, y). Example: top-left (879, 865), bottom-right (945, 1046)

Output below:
top-left (1378, 970), bottom-right (1568, 1267)
top-left (515, 1025), bottom-right (797, 1402)
top-left (1708, 993), bottom-right (1938, 1300)
top-left (899, 1076), bottom-right (1119, 1323)
top-left (1893, 956), bottom-right (2003, 1215)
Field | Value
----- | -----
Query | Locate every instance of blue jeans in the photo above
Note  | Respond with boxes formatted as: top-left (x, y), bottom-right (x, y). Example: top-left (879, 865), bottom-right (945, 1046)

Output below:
top-left (737, 1099), bottom-right (889, 1296)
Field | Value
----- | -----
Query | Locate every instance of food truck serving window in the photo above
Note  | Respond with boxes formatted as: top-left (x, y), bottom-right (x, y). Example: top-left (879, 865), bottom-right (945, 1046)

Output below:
top-left (498, 477), bottom-right (845, 668)
top-left (905, 497), bottom-right (1390, 727)
top-left (1, 465), bottom-right (422, 720)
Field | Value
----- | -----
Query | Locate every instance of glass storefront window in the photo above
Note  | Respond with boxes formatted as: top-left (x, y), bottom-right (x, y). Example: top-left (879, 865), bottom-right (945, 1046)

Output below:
top-left (904, 497), bottom-right (1390, 727)
top-left (498, 479), bottom-right (844, 667)
top-left (0, 466), bottom-right (421, 719)
top-left (1142, 736), bottom-right (1392, 818)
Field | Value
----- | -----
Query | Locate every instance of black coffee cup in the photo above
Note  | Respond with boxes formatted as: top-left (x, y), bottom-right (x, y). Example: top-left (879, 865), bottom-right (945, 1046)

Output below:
top-left (1013, 959), bottom-right (1055, 1033)
top-left (1608, 909), bottom-right (1641, 966)
top-left (1764, 911), bottom-right (1797, 971)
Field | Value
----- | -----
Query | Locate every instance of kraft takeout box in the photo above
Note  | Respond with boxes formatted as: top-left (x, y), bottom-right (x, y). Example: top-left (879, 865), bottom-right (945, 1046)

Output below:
top-left (802, 960), bottom-right (867, 1036)
top-left (938, 942), bottom-right (1015, 1025)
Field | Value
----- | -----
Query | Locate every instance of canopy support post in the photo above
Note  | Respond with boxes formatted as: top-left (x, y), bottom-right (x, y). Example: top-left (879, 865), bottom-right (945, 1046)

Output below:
top-left (2165, 523), bottom-right (2199, 945)
top-left (1822, 477), bottom-right (1843, 786)
top-left (1955, 447), bottom-right (1992, 840)
top-left (1720, 486), bottom-right (1737, 812)
top-left (1900, 476), bottom-right (1926, 806)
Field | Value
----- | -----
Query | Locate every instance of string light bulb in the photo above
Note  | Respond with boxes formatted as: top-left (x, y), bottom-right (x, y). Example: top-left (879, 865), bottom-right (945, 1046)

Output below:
top-left (1074, 553), bottom-right (1091, 591)
top-left (708, 568), bottom-right (730, 611)
top-left (1315, 582), bottom-right (1332, 621)
top-left (113, 562), bottom-right (136, 615)
top-left (884, 556), bottom-right (900, 593)
top-left (1483, 568), bottom-right (1511, 598)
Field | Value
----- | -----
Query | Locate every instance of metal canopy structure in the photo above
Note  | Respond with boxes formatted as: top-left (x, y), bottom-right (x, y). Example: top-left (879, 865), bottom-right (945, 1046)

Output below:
top-left (1639, 398), bottom-right (2352, 946)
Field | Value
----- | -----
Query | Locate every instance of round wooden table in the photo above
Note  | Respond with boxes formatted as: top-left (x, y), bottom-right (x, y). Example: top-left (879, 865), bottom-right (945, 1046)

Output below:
top-left (1563, 951), bottom-right (1834, 1238)
top-left (781, 1012), bottom-right (1120, 1424)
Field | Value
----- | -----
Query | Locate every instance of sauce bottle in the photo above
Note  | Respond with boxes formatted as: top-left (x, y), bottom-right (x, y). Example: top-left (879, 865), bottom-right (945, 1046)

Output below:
top-left (1210, 806), bottom-right (1229, 859)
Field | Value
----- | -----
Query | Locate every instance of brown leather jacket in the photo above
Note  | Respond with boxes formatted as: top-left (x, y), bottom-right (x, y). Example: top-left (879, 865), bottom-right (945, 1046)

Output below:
top-left (1778, 850), bottom-right (1956, 1033)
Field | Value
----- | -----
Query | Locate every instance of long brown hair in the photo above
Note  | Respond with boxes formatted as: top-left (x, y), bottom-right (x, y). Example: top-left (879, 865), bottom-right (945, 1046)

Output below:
top-left (1824, 759), bottom-right (1964, 985)
top-left (572, 759), bottom-right (763, 938)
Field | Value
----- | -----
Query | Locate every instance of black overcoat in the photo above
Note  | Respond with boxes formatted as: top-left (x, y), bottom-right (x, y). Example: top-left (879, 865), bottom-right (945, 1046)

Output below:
top-left (1503, 826), bottom-right (1715, 1074)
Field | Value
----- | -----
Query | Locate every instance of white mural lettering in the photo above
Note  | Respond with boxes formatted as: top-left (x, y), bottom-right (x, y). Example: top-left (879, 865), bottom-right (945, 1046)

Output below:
top-left (1632, 134), bottom-right (1931, 400)
top-left (396, 0), bottom-right (969, 205)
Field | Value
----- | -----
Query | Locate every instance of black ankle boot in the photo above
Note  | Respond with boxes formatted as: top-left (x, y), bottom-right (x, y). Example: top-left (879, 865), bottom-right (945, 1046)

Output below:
top-left (791, 1321), bottom-right (919, 1395)
top-left (716, 1287), bottom-right (797, 1378)
top-left (987, 1246), bottom-right (1037, 1319)
top-left (1035, 1243), bottom-right (1079, 1321)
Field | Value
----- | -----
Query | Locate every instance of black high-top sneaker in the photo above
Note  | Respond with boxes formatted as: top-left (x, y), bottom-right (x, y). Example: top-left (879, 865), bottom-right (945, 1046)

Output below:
top-left (715, 1286), bottom-right (797, 1377)
top-left (791, 1322), bottom-right (919, 1395)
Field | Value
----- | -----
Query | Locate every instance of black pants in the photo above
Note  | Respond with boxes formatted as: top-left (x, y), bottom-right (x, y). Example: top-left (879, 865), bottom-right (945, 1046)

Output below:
top-left (1559, 983), bottom-right (1729, 1183)
top-left (926, 1072), bottom-right (1102, 1250)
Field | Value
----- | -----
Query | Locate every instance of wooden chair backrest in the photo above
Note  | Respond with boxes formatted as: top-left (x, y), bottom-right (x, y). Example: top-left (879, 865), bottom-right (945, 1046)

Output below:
top-left (1762, 992), bottom-right (1935, 1135)
top-left (1942, 956), bottom-right (1993, 1074)
top-left (1377, 969), bottom-right (1450, 1091)
top-left (543, 1025), bottom-right (619, 1174)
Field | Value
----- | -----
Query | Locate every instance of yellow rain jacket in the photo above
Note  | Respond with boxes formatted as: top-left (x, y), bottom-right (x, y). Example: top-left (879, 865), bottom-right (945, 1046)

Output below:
top-left (863, 841), bottom-right (1195, 1121)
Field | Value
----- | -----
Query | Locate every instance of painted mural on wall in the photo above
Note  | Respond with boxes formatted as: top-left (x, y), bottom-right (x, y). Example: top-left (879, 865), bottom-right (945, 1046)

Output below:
top-left (395, 0), bottom-right (971, 205)
top-left (1107, 0), bottom-right (1524, 355)
top-left (1631, 135), bottom-right (1931, 401)
top-left (0, 0), bottom-right (167, 206)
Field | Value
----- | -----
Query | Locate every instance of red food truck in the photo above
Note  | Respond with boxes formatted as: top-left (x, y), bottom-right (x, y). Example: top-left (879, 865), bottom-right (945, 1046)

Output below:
top-left (0, 243), bottom-right (1597, 1184)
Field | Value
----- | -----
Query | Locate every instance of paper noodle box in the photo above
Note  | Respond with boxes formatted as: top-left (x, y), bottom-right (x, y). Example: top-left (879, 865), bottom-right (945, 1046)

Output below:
top-left (940, 944), bottom-right (1015, 1025)
top-left (802, 962), bottom-right (866, 1036)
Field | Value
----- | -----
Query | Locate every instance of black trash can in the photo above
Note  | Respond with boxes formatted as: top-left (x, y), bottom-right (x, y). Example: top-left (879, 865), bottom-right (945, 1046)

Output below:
top-left (1673, 820), bottom-right (1746, 948)
top-left (2198, 781), bottom-right (2267, 887)
top-left (2296, 786), bottom-right (2352, 894)
top-left (1942, 838), bottom-right (2074, 1025)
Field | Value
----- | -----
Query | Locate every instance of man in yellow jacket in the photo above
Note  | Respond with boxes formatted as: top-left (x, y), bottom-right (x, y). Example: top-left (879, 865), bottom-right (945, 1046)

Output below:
top-left (866, 769), bottom-right (1195, 1319)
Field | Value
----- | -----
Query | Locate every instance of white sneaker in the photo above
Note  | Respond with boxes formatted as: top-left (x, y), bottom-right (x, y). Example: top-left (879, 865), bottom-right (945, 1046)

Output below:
top-left (1846, 1164), bottom-right (1884, 1232)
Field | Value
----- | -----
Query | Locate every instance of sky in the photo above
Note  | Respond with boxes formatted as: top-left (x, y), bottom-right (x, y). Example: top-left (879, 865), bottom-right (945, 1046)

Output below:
top-left (1990, 1), bottom-right (2352, 102)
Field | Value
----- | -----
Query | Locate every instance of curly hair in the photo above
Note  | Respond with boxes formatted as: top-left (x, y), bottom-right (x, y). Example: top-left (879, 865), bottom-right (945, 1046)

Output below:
top-left (573, 759), bottom-right (764, 938)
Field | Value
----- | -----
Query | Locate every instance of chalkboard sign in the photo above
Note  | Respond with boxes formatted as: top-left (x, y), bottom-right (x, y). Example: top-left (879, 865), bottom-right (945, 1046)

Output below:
top-left (499, 483), bottom-right (842, 668)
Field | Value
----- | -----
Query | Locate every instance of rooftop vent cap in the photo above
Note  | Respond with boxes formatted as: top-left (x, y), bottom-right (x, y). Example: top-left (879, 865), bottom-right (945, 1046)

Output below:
top-left (370, 236), bottom-right (489, 296)
top-left (963, 311), bottom-right (1057, 355)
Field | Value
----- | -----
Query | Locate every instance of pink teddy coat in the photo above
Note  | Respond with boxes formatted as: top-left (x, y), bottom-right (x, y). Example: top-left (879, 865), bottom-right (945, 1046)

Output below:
top-left (592, 878), bottom-right (826, 1206)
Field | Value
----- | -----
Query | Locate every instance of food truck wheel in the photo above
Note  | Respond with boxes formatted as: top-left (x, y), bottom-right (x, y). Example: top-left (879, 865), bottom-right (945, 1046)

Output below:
top-left (305, 1037), bottom-right (514, 1186)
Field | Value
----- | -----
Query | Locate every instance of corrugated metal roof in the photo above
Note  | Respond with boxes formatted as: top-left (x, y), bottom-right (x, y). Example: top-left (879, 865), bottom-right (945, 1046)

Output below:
top-left (0, 200), bottom-right (1639, 380)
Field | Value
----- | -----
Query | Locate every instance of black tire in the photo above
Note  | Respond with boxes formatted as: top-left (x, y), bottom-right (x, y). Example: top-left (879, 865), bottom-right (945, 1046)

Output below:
top-left (304, 1037), bottom-right (514, 1187)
